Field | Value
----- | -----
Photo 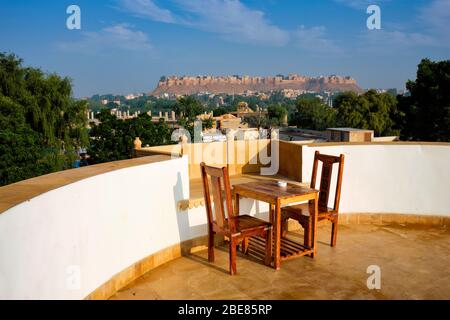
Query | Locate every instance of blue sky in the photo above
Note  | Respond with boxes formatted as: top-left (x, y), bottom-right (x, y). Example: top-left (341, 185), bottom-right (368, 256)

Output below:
top-left (1, 0), bottom-right (449, 97)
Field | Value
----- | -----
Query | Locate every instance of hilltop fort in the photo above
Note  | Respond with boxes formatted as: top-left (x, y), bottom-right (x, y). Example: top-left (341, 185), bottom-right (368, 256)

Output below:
top-left (151, 74), bottom-right (363, 96)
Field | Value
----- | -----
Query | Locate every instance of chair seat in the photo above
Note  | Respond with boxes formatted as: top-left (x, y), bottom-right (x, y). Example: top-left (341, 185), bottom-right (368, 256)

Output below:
top-left (214, 215), bottom-right (271, 235)
top-left (282, 203), bottom-right (337, 221)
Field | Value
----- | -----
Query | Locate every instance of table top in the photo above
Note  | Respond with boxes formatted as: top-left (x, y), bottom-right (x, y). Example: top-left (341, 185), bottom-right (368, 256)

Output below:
top-left (234, 180), bottom-right (318, 205)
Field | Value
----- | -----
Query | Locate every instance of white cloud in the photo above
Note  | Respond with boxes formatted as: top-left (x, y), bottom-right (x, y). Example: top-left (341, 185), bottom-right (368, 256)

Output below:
top-left (357, 0), bottom-right (450, 51)
top-left (345, 0), bottom-right (450, 51)
top-left (358, 29), bottom-right (439, 54)
top-left (334, 0), bottom-right (390, 10)
top-left (294, 25), bottom-right (342, 54)
top-left (174, 0), bottom-right (289, 46)
top-left (119, 0), bottom-right (289, 46)
top-left (120, 0), bottom-right (176, 23)
top-left (57, 24), bottom-right (153, 54)
top-left (420, 0), bottom-right (450, 40)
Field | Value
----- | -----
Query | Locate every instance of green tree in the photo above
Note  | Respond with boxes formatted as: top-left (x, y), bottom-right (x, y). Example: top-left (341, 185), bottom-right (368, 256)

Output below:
top-left (0, 53), bottom-right (88, 186)
top-left (88, 110), bottom-right (173, 164)
top-left (334, 90), bottom-right (401, 136)
top-left (175, 96), bottom-right (205, 138)
top-left (105, 101), bottom-right (119, 109)
top-left (175, 96), bottom-right (204, 121)
top-left (399, 59), bottom-right (450, 141)
top-left (213, 106), bottom-right (228, 117)
top-left (293, 97), bottom-right (337, 130)
top-left (202, 117), bottom-right (214, 131)
top-left (0, 96), bottom-right (49, 184)
top-left (267, 104), bottom-right (288, 125)
top-left (244, 114), bottom-right (278, 129)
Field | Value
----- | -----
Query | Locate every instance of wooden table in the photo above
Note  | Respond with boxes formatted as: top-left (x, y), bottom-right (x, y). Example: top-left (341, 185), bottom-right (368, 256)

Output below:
top-left (233, 181), bottom-right (319, 270)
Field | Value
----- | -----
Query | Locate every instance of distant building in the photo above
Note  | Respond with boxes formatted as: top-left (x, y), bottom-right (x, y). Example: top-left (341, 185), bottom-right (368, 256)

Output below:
top-left (128, 93), bottom-right (144, 100)
top-left (151, 73), bottom-right (362, 96)
top-left (326, 128), bottom-right (374, 142)
top-left (235, 102), bottom-right (253, 116)
top-left (215, 113), bottom-right (243, 131)
top-left (279, 128), bottom-right (327, 143)
top-left (280, 89), bottom-right (303, 98)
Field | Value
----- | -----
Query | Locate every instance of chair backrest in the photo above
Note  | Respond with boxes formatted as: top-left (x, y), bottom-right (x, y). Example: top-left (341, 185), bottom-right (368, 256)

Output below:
top-left (310, 151), bottom-right (345, 211)
top-left (200, 162), bottom-right (235, 230)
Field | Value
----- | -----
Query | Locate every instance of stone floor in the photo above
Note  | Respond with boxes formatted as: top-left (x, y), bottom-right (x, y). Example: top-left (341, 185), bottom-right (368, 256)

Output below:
top-left (110, 223), bottom-right (450, 300)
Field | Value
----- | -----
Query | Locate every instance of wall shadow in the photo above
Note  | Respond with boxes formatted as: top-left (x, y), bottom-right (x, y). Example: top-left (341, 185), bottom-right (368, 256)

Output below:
top-left (173, 172), bottom-right (208, 242)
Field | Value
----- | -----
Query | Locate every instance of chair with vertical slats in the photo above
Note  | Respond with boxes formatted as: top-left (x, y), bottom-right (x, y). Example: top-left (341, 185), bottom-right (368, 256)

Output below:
top-left (200, 162), bottom-right (273, 275)
top-left (281, 151), bottom-right (345, 247)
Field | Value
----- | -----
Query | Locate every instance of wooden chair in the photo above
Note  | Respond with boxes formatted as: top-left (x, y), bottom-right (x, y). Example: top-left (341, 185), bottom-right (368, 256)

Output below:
top-left (200, 162), bottom-right (272, 275)
top-left (281, 151), bottom-right (345, 247)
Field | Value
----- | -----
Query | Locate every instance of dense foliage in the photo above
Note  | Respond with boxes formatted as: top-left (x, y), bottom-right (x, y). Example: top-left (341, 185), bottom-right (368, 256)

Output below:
top-left (88, 110), bottom-right (173, 164)
top-left (243, 114), bottom-right (279, 129)
top-left (292, 90), bottom-right (401, 136)
top-left (292, 97), bottom-right (337, 131)
top-left (2, 54), bottom-right (449, 186)
top-left (175, 96), bottom-right (212, 139)
top-left (267, 104), bottom-right (288, 125)
top-left (398, 59), bottom-right (450, 142)
top-left (334, 90), bottom-right (401, 136)
top-left (241, 104), bottom-right (287, 129)
top-left (292, 59), bottom-right (449, 140)
top-left (0, 53), bottom-right (88, 186)
top-left (175, 96), bottom-right (204, 121)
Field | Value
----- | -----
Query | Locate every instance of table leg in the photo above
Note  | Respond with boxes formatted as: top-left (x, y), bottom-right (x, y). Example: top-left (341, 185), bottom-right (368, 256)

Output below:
top-left (274, 200), bottom-right (281, 270)
top-left (268, 204), bottom-right (274, 267)
top-left (311, 193), bottom-right (319, 258)
top-left (269, 204), bottom-right (274, 224)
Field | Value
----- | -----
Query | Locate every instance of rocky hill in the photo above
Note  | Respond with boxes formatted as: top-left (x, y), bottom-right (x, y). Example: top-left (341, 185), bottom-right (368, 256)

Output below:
top-left (151, 74), bottom-right (363, 96)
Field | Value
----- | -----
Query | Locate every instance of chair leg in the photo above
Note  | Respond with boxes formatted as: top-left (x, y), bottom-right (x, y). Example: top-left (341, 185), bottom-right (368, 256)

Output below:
top-left (281, 218), bottom-right (288, 237)
top-left (265, 228), bottom-right (273, 266)
top-left (331, 218), bottom-right (338, 247)
top-left (208, 230), bottom-right (215, 262)
top-left (310, 225), bottom-right (316, 258)
top-left (229, 238), bottom-right (237, 275)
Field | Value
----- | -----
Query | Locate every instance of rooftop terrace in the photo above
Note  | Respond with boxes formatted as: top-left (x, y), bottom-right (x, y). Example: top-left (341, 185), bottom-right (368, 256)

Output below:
top-left (0, 139), bottom-right (449, 299)
top-left (111, 223), bottom-right (450, 300)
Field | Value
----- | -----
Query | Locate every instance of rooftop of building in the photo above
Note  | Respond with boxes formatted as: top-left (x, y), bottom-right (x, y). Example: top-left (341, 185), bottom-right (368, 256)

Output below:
top-left (1, 139), bottom-right (450, 300)
top-left (327, 128), bottom-right (374, 132)
top-left (111, 222), bottom-right (450, 300)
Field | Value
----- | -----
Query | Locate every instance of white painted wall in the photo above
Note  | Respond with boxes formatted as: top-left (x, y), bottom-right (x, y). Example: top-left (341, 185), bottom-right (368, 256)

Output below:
top-left (302, 144), bottom-right (450, 216)
top-left (0, 156), bottom-right (191, 300)
top-left (1, 144), bottom-right (449, 299)
top-left (0, 154), bottom-right (270, 300)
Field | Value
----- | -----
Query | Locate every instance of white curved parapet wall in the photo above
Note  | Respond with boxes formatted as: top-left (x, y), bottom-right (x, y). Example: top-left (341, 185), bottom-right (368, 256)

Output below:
top-left (0, 156), bottom-right (193, 299)
top-left (1, 143), bottom-right (449, 299)
top-left (302, 144), bottom-right (450, 216)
